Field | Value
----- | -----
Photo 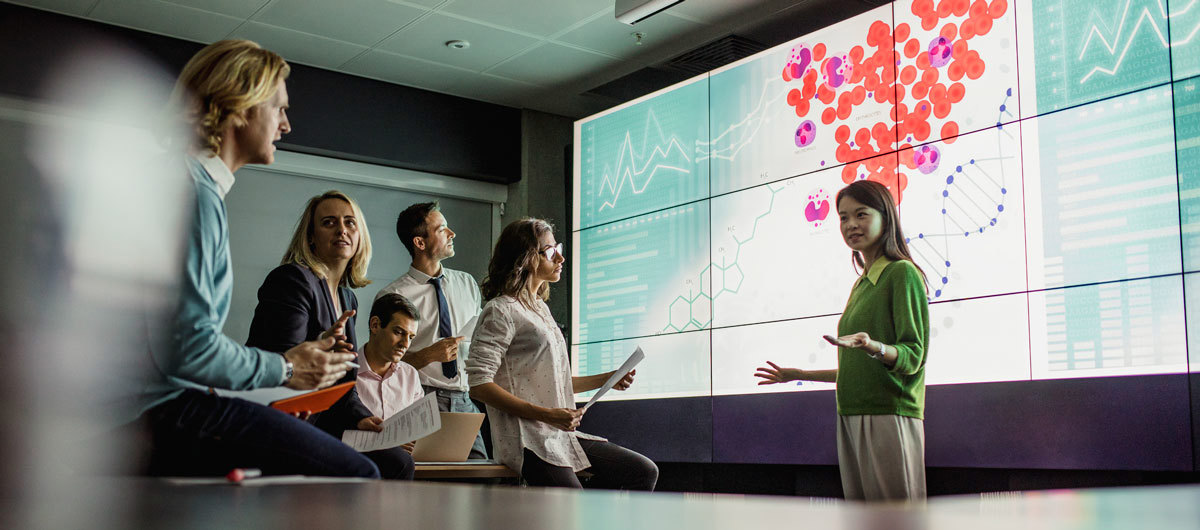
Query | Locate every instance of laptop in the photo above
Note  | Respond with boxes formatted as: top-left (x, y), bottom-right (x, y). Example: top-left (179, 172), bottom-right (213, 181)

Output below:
top-left (412, 412), bottom-right (485, 463)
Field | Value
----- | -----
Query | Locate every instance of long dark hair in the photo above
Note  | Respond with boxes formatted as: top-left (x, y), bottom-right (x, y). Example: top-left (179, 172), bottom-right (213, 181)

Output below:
top-left (480, 218), bottom-right (554, 307)
top-left (835, 180), bottom-right (928, 289)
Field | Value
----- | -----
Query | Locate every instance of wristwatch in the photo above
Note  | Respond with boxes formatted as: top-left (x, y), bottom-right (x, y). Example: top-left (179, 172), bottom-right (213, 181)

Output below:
top-left (868, 341), bottom-right (886, 361)
top-left (283, 359), bottom-right (295, 384)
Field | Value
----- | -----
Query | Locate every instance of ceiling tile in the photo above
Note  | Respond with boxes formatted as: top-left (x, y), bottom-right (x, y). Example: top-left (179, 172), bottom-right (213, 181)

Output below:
top-left (556, 11), bottom-right (705, 57)
top-left (253, 0), bottom-right (426, 47)
top-left (378, 13), bottom-right (539, 72)
top-left (341, 49), bottom-right (473, 93)
top-left (230, 22), bottom-right (368, 70)
top-left (487, 42), bottom-right (618, 87)
top-left (5, 0), bottom-right (97, 16)
top-left (443, 73), bottom-right (539, 107)
top-left (158, 0), bottom-right (269, 19)
top-left (440, 0), bottom-right (606, 38)
top-left (90, 0), bottom-right (242, 43)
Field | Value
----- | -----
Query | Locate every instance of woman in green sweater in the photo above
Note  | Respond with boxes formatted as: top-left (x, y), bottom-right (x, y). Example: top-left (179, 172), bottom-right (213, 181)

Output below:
top-left (754, 179), bottom-right (930, 502)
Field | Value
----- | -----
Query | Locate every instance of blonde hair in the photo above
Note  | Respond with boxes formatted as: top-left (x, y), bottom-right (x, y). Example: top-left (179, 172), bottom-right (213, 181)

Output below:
top-left (282, 191), bottom-right (373, 289)
top-left (480, 218), bottom-right (553, 308)
top-left (170, 39), bottom-right (290, 156)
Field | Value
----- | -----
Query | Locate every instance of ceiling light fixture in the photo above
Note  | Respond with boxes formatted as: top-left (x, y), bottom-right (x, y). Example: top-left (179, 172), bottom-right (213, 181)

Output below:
top-left (445, 40), bottom-right (470, 50)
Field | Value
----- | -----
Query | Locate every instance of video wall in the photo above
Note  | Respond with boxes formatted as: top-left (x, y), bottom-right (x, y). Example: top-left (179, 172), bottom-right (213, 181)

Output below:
top-left (573, 0), bottom-right (1199, 403)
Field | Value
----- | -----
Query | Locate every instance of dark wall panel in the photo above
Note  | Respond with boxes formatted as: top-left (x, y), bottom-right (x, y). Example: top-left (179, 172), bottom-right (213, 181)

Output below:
top-left (925, 375), bottom-right (1192, 471)
top-left (0, 2), bottom-right (520, 184)
top-left (713, 391), bottom-right (839, 465)
top-left (707, 375), bottom-right (1193, 471)
top-left (579, 396), bottom-right (713, 463)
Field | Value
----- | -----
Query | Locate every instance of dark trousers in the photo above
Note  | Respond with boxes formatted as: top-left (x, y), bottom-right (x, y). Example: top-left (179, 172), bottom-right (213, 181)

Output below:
top-left (142, 389), bottom-right (381, 478)
top-left (521, 439), bottom-right (658, 491)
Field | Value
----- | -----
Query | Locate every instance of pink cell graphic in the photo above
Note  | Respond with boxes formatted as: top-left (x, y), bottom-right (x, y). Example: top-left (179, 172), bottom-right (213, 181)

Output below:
top-left (822, 54), bottom-right (852, 89)
top-left (794, 120), bottom-right (817, 147)
top-left (805, 188), bottom-right (832, 227)
top-left (784, 45), bottom-right (813, 81)
top-left (928, 36), bottom-right (953, 68)
top-left (913, 144), bottom-right (941, 174)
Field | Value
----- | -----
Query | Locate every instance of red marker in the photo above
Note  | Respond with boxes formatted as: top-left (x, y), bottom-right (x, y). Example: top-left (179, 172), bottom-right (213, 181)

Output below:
top-left (226, 468), bottom-right (263, 483)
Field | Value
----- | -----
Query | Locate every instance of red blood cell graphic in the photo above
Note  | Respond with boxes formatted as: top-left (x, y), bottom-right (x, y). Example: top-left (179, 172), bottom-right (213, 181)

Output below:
top-left (776, 1), bottom-right (1004, 204)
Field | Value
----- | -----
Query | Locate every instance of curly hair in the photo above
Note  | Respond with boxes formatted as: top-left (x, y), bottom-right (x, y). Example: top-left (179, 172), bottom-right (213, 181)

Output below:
top-left (170, 39), bottom-right (290, 156)
top-left (480, 218), bottom-right (554, 308)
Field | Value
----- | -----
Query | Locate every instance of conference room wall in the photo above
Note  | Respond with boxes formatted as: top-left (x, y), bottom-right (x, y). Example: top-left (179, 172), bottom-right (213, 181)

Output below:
top-left (0, 1), bottom-right (522, 184)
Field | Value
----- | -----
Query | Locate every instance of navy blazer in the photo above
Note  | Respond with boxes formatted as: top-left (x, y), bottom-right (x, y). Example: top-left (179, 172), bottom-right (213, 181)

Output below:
top-left (246, 263), bottom-right (372, 434)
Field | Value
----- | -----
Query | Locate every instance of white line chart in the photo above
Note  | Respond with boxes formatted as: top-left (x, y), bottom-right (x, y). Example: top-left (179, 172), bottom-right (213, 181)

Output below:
top-left (1077, 0), bottom-right (1197, 84)
top-left (593, 109), bottom-right (696, 212)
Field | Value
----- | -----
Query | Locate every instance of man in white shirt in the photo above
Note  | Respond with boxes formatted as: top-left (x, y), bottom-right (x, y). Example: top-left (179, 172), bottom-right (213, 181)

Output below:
top-left (356, 293), bottom-right (426, 453)
top-left (376, 202), bottom-right (486, 459)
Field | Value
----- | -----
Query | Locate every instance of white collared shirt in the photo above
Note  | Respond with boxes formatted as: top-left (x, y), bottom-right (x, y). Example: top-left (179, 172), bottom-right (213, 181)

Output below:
top-left (194, 153), bottom-right (235, 199)
top-left (465, 295), bottom-right (604, 473)
top-left (375, 266), bottom-right (482, 391)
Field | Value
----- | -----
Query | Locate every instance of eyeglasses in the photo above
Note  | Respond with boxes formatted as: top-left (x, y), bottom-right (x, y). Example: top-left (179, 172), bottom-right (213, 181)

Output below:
top-left (541, 243), bottom-right (564, 261)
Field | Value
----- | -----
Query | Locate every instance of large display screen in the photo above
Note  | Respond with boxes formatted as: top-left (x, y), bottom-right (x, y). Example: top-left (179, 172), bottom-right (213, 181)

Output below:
top-left (572, 0), bottom-right (1199, 468)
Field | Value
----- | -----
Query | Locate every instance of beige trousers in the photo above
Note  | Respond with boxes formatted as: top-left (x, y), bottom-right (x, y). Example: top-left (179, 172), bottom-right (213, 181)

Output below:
top-left (836, 414), bottom-right (926, 502)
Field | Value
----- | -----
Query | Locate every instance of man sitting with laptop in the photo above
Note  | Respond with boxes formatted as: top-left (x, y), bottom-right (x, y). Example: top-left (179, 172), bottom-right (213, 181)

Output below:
top-left (356, 293), bottom-right (484, 460)
top-left (355, 294), bottom-right (427, 453)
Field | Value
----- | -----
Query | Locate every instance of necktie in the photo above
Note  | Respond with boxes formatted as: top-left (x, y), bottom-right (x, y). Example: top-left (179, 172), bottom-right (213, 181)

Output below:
top-left (428, 276), bottom-right (457, 378)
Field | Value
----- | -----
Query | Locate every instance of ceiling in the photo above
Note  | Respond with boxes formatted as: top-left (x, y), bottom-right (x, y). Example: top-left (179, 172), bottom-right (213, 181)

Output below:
top-left (5, 0), bottom-right (878, 118)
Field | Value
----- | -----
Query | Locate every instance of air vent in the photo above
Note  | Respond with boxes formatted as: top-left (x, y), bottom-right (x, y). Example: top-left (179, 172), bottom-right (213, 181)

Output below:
top-left (580, 34), bottom-right (766, 102)
top-left (659, 34), bottom-right (768, 76)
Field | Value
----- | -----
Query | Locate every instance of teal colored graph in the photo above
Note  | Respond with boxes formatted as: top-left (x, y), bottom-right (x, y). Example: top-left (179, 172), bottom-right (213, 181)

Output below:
top-left (1032, 0), bottom-right (1172, 113)
top-left (575, 203), bottom-right (709, 344)
top-left (1170, 0), bottom-right (1200, 79)
top-left (1176, 77), bottom-right (1200, 271)
top-left (1037, 84), bottom-right (1181, 287)
top-left (577, 79), bottom-right (710, 230)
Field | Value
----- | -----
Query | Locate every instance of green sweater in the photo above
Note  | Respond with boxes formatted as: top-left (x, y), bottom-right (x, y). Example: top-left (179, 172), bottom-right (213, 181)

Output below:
top-left (835, 257), bottom-right (930, 419)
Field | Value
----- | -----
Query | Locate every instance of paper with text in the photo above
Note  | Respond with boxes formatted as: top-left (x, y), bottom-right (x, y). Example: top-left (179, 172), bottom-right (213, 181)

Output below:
top-left (583, 347), bottom-right (645, 410)
top-left (341, 392), bottom-right (441, 452)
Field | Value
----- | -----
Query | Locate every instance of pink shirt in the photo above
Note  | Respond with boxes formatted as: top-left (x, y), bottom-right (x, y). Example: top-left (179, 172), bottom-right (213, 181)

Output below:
top-left (355, 353), bottom-right (425, 420)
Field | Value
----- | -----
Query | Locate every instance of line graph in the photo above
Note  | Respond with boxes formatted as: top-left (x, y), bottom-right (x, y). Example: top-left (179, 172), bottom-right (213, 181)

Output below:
top-left (1075, 0), bottom-right (1199, 84)
top-left (1032, 0), bottom-right (1173, 113)
top-left (698, 76), bottom-right (786, 164)
top-left (594, 109), bottom-right (694, 212)
top-left (578, 78), bottom-right (709, 229)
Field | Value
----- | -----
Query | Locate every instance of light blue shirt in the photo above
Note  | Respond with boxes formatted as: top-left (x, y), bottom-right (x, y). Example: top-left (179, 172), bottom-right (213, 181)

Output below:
top-left (131, 156), bottom-right (286, 421)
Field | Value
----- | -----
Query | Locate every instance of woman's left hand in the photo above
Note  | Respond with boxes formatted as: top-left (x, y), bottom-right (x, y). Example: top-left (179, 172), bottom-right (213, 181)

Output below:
top-left (828, 332), bottom-right (874, 351)
top-left (613, 369), bottom-right (636, 391)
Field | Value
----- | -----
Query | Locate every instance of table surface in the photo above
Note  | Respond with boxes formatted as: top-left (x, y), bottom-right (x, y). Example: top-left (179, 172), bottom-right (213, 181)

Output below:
top-left (6, 477), bottom-right (1199, 530)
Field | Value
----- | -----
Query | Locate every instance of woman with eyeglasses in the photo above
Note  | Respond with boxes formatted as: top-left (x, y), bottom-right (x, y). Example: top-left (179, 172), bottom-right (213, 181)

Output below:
top-left (465, 218), bottom-right (658, 490)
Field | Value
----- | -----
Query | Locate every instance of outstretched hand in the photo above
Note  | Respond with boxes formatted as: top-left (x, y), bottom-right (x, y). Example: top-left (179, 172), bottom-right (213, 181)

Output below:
top-left (824, 332), bottom-right (873, 350)
top-left (753, 361), bottom-right (802, 385)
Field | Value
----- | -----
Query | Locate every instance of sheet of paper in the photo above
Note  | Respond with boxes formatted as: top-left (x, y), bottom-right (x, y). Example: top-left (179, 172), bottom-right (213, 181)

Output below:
top-left (457, 315), bottom-right (479, 339)
top-left (341, 392), bottom-right (441, 452)
top-left (583, 346), bottom-right (645, 410)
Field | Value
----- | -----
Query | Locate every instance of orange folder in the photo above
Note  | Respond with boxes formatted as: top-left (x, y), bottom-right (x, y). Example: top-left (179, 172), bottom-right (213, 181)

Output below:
top-left (269, 381), bottom-right (355, 414)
